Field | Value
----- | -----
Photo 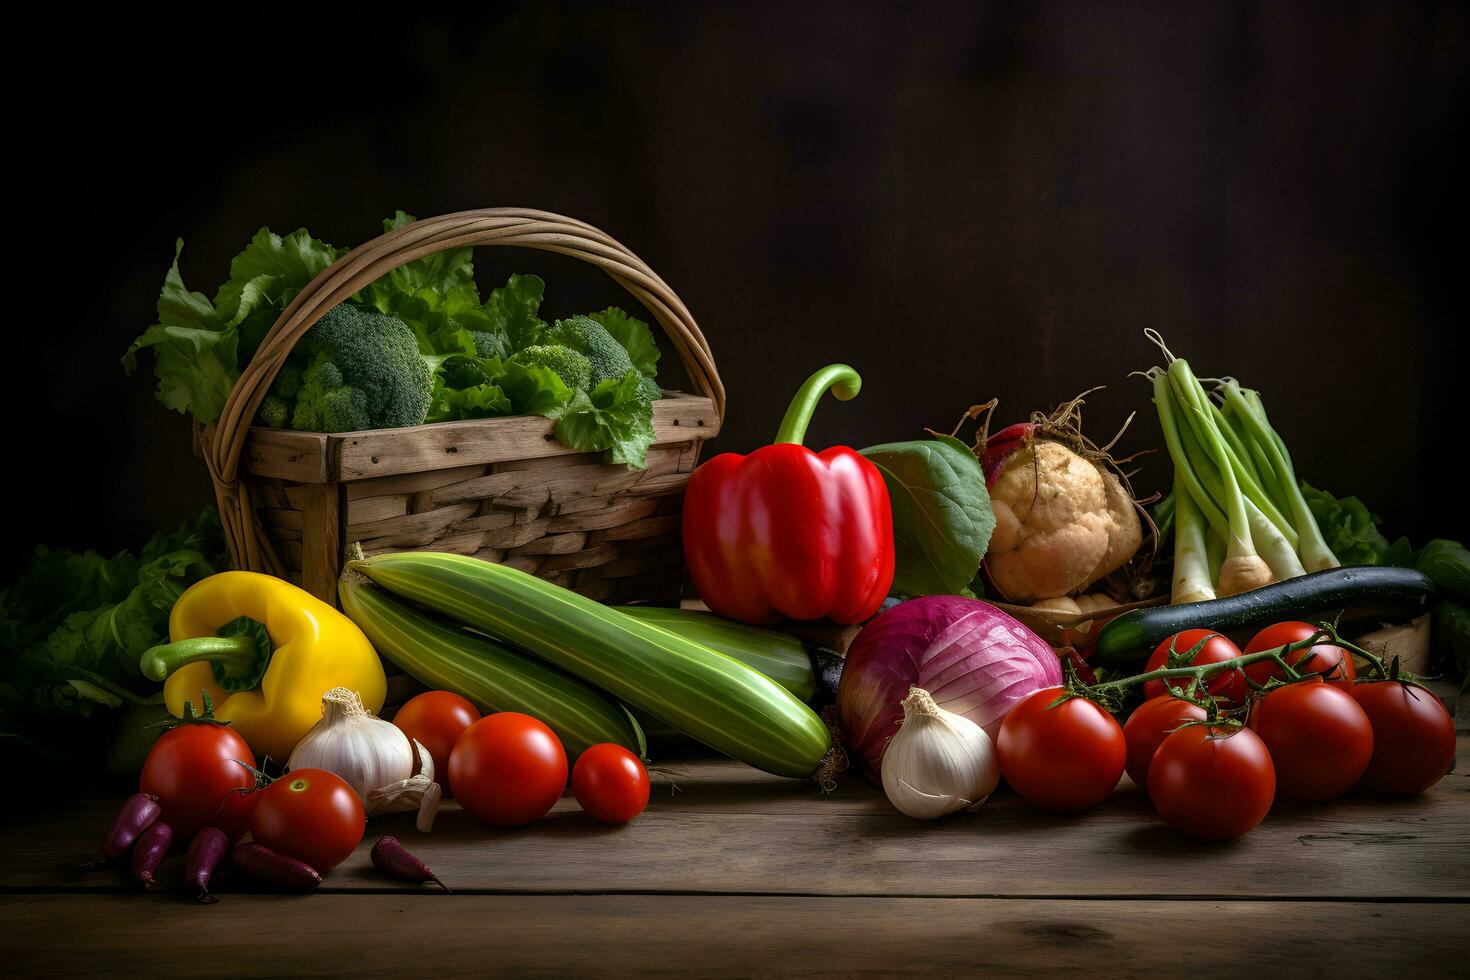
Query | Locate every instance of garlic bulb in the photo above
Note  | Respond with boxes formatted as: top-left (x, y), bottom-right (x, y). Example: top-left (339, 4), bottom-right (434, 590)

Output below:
top-left (288, 687), bottom-right (441, 832)
top-left (881, 686), bottom-right (1000, 820)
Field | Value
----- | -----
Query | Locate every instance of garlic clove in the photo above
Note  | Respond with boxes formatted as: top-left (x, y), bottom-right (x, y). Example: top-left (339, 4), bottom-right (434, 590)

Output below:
top-left (416, 781), bottom-right (442, 834)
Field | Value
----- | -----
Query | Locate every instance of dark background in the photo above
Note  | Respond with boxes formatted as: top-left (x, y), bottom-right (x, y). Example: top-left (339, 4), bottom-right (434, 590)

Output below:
top-left (8, 0), bottom-right (1467, 577)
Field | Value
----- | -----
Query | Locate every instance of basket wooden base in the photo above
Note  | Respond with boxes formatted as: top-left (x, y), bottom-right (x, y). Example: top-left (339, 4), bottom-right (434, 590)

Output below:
top-left (208, 391), bottom-right (719, 607)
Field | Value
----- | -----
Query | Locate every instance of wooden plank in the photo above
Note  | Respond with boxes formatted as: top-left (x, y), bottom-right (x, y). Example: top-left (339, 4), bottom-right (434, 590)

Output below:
top-left (4, 742), bottom-right (1465, 899)
top-left (329, 395), bottom-right (720, 480)
top-left (343, 493), bottom-right (409, 525)
top-left (0, 895), bottom-right (1462, 977)
top-left (343, 464), bottom-right (488, 500)
top-left (344, 502), bottom-right (478, 543)
top-left (240, 428), bottom-right (330, 483)
top-left (297, 483), bottom-right (341, 603)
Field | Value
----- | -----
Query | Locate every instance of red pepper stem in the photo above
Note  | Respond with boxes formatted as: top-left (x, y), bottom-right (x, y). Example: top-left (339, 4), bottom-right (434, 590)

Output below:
top-left (773, 364), bottom-right (863, 446)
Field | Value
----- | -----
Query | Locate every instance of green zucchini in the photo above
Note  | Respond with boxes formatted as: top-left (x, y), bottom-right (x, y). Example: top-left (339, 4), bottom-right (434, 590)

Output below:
top-left (339, 573), bottom-right (646, 759)
top-left (616, 606), bottom-right (818, 702)
top-left (1093, 566), bottom-right (1437, 665)
top-left (346, 552), bottom-right (832, 779)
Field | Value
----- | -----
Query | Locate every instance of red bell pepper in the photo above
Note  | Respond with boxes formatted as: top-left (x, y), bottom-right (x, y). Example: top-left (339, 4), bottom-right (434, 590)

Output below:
top-left (682, 364), bottom-right (894, 625)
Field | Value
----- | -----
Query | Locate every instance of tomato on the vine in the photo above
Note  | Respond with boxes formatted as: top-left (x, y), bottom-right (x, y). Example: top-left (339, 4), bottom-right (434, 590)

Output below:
top-left (251, 767), bottom-right (365, 872)
top-left (997, 687), bottom-right (1125, 812)
top-left (393, 691), bottom-right (482, 790)
top-left (449, 712), bottom-right (568, 827)
top-left (1123, 695), bottom-right (1208, 791)
top-left (1149, 724), bottom-right (1274, 840)
top-left (1143, 630), bottom-right (1246, 706)
top-left (571, 743), bottom-right (650, 823)
top-left (1350, 680), bottom-right (1456, 796)
top-left (1243, 621), bottom-right (1356, 689)
top-left (139, 713), bottom-right (257, 841)
top-left (1249, 679), bottom-right (1373, 803)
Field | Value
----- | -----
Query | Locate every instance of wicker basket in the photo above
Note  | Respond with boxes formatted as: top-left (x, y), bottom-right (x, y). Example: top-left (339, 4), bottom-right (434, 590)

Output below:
top-left (199, 209), bottom-right (724, 607)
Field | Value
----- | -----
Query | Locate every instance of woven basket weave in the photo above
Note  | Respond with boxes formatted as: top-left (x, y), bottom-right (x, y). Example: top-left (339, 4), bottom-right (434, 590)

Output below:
top-left (200, 209), bottom-right (724, 606)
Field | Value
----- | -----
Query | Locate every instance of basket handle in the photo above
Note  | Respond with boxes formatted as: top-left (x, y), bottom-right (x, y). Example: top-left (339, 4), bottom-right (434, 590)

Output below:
top-left (204, 208), bottom-right (724, 575)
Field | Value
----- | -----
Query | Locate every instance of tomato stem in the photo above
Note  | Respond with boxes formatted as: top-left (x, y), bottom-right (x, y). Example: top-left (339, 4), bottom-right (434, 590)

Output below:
top-left (1085, 624), bottom-right (1396, 704)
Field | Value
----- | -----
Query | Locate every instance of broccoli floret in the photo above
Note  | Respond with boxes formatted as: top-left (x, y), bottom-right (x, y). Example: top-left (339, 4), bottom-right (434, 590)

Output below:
top-left (543, 315), bottom-right (640, 388)
top-left (469, 330), bottom-right (503, 360)
top-left (511, 344), bottom-right (593, 392)
top-left (256, 393), bottom-right (290, 428)
top-left (269, 303), bottom-right (432, 433)
top-left (273, 362), bottom-right (303, 400)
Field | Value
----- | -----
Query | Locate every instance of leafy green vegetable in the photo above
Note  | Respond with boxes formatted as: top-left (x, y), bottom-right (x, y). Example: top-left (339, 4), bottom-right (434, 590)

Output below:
top-left (126, 212), bottom-right (662, 466)
top-left (1431, 600), bottom-right (1470, 694)
top-left (859, 435), bottom-right (996, 597)
top-left (1300, 481), bottom-right (1395, 565)
top-left (551, 371), bottom-right (657, 469)
top-left (1417, 539), bottom-right (1470, 600)
top-left (0, 509), bottom-right (224, 749)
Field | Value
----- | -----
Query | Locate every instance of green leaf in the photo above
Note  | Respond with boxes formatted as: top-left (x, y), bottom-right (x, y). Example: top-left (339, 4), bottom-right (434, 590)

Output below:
top-left (1417, 539), bottom-right (1470, 600)
top-left (552, 370), bottom-right (656, 468)
top-left (122, 241), bottom-right (240, 424)
top-left (499, 360), bottom-right (576, 417)
top-left (214, 227), bottom-right (342, 356)
top-left (588, 307), bottom-right (659, 381)
top-left (488, 274), bottom-right (548, 353)
top-left (1300, 481), bottom-right (1393, 566)
top-left (860, 435), bottom-right (996, 597)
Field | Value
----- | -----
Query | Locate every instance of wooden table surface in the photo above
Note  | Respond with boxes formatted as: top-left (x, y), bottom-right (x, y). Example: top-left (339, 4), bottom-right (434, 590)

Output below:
top-left (3, 715), bottom-right (1467, 976)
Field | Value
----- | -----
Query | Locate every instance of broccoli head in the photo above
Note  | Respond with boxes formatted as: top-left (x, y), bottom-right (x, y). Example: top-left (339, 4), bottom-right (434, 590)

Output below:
top-left (511, 344), bottom-right (593, 392)
top-left (266, 303), bottom-right (432, 433)
top-left (256, 393), bottom-right (290, 429)
top-left (469, 330), bottom-right (504, 360)
top-left (543, 316), bottom-right (640, 389)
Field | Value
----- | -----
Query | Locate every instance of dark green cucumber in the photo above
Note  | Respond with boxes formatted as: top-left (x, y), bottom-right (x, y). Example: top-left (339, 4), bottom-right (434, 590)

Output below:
top-left (1092, 566), bottom-right (1437, 665)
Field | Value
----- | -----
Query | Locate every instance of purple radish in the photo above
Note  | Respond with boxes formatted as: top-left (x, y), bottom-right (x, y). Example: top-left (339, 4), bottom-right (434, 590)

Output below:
top-left (370, 836), bottom-right (449, 892)
top-left (230, 842), bottom-right (322, 890)
top-left (82, 793), bottom-right (161, 870)
top-left (184, 828), bottom-right (230, 903)
top-left (131, 821), bottom-right (173, 891)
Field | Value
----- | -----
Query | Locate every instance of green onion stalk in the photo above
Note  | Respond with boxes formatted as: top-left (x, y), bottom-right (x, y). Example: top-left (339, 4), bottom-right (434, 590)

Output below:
top-left (1141, 330), bottom-right (1339, 603)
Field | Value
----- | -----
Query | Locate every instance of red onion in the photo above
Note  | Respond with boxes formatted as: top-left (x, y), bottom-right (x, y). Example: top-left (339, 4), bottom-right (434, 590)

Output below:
top-left (837, 595), bottom-right (1062, 780)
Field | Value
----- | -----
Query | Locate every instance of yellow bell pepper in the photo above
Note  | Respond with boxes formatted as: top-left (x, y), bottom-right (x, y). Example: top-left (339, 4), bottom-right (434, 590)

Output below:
top-left (140, 571), bottom-right (386, 761)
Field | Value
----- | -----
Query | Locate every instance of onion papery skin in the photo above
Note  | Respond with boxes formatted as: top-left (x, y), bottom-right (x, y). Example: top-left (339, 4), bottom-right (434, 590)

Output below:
top-left (837, 595), bottom-right (1063, 781)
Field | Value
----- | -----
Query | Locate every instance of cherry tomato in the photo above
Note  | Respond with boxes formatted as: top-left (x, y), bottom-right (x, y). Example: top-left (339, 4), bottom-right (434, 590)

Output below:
top-left (251, 768), bottom-right (365, 872)
top-left (393, 691), bottom-right (481, 790)
top-left (449, 712), bottom-right (568, 827)
top-left (1243, 621), bottom-right (1356, 689)
top-left (139, 720), bottom-right (257, 841)
top-left (571, 744), bottom-right (651, 823)
top-left (1250, 680), bottom-right (1373, 803)
top-left (1149, 724), bottom-right (1275, 840)
top-left (1123, 695), bottom-right (1208, 791)
top-left (1350, 681), bottom-right (1456, 796)
top-left (1143, 630), bottom-right (1246, 706)
top-left (997, 687), bottom-right (1126, 812)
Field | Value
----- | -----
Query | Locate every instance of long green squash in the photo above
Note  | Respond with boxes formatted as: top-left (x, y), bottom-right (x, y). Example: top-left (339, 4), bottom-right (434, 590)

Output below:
top-left (346, 552), bottom-right (833, 778)
top-left (339, 573), bottom-right (646, 760)
top-left (615, 606), bottom-right (817, 702)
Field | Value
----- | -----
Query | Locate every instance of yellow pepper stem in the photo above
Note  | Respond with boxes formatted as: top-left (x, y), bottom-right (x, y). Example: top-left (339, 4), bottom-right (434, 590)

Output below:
top-left (140, 635), bottom-right (260, 684)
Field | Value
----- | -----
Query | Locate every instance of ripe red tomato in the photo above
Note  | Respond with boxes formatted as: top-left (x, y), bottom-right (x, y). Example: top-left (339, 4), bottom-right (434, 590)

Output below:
top-left (1350, 681), bottom-right (1456, 796)
top-left (997, 687), bottom-right (1126, 812)
top-left (251, 768), bottom-right (365, 872)
top-left (1243, 621), bottom-right (1356, 689)
top-left (571, 743), bottom-right (651, 823)
top-left (393, 691), bottom-right (482, 790)
top-left (1149, 724), bottom-right (1275, 840)
top-left (449, 712), bottom-right (568, 827)
top-left (1123, 695), bottom-right (1208, 791)
top-left (139, 720), bottom-right (257, 840)
top-left (1250, 680), bottom-right (1373, 803)
top-left (1143, 630), bottom-right (1246, 706)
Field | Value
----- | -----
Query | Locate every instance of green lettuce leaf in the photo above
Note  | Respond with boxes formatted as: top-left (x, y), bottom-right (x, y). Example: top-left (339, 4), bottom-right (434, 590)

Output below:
top-left (122, 241), bottom-right (240, 424)
top-left (214, 227), bottom-right (342, 358)
top-left (552, 370), bottom-right (656, 468)
top-left (1300, 481), bottom-right (1394, 566)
